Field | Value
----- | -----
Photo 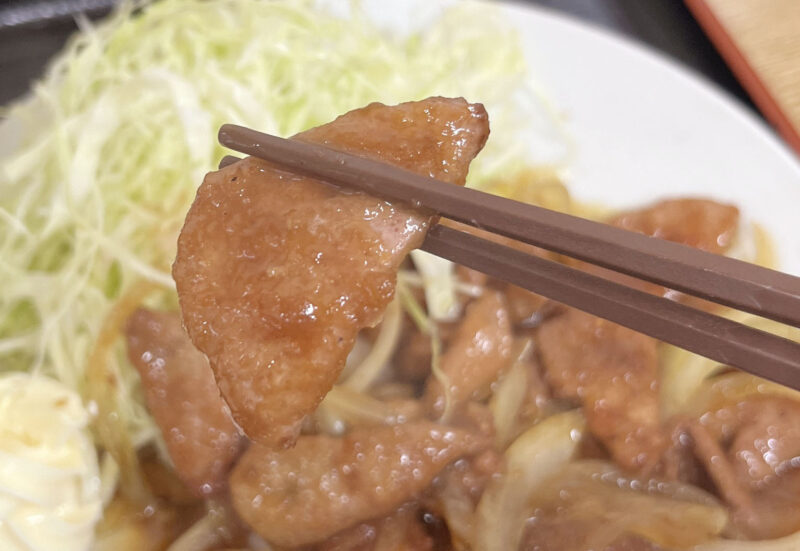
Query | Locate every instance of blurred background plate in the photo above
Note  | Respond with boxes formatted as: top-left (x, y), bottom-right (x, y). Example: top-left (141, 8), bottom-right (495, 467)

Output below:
top-left (494, 2), bottom-right (800, 274)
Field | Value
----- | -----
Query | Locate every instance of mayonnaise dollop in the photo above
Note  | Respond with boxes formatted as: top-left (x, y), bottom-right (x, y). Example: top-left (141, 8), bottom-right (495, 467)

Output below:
top-left (0, 373), bottom-right (101, 551)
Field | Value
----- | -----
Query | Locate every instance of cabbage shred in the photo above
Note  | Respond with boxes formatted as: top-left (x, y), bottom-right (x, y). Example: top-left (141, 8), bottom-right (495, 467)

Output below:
top-left (0, 0), bottom-right (537, 452)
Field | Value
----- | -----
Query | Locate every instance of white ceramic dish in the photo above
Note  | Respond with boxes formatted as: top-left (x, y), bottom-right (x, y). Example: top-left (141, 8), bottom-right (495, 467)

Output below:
top-left (506, 2), bottom-right (800, 273)
top-left (374, 1), bottom-right (800, 273)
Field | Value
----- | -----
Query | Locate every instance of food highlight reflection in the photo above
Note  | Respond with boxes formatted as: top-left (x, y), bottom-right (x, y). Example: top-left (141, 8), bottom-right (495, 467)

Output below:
top-left (1, 1), bottom-right (800, 550)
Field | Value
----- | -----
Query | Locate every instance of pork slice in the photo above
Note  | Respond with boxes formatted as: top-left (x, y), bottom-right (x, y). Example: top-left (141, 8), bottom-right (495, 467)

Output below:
top-left (173, 97), bottom-right (489, 446)
top-left (125, 308), bottom-right (243, 496)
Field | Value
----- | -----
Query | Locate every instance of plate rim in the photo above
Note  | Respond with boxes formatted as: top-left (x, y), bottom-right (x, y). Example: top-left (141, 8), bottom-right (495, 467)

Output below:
top-left (497, 0), bottom-right (800, 175)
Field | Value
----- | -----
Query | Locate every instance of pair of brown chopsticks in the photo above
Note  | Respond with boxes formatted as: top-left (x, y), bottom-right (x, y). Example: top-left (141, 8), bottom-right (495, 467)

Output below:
top-left (217, 124), bottom-right (800, 391)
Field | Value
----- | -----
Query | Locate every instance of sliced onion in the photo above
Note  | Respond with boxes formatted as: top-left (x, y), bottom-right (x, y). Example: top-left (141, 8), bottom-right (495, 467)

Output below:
top-left (527, 460), bottom-right (728, 549)
top-left (314, 385), bottom-right (414, 435)
top-left (683, 371), bottom-right (800, 419)
top-left (438, 469), bottom-right (478, 549)
top-left (473, 410), bottom-right (585, 551)
top-left (165, 507), bottom-right (227, 551)
top-left (489, 338), bottom-right (533, 449)
top-left (695, 531), bottom-right (800, 551)
top-left (92, 496), bottom-right (176, 551)
top-left (343, 298), bottom-right (403, 392)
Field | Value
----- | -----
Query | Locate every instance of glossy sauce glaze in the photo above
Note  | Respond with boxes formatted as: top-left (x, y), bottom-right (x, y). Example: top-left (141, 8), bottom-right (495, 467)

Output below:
top-left (688, 395), bottom-right (800, 539)
top-left (537, 199), bottom-right (740, 473)
top-left (424, 290), bottom-right (513, 417)
top-left (229, 421), bottom-right (488, 547)
top-left (173, 97), bottom-right (489, 447)
top-left (125, 308), bottom-right (243, 496)
top-left (147, 97), bottom-right (800, 550)
top-left (140, 191), bottom-right (800, 549)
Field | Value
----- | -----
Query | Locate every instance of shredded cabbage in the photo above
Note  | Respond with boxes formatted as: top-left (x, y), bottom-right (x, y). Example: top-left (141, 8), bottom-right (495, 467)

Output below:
top-left (0, 0), bottom-right (545, 453)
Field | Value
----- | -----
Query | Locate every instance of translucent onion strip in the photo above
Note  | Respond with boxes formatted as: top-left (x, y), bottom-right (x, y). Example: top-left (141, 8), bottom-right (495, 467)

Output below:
top-left (473, 409), bottom-right (585, 551)
top-left (489, 338), bottom-right (533, 450)
top-left (85, 280), bottom-right (155, 503)
top-left (528, 460), bottom-right (728, 549)
top-left (409, 250), bottom-right (461, 322)
top-left (684, 371), bottom-right (800, 419)
top-left (399, 269), bottom-right (484, 298)
top-left (695, 531), bottom-right (800, 551)
top-left (396, 281), bottom-right (452, 419)
top-left (343, 298), bottom-right (403, 392)
top-left (315, 385), bottom-right (414, 435)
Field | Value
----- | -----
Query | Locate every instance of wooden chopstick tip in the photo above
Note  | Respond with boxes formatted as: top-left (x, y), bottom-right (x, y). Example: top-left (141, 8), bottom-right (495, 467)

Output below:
top-left (218, 123), bottom-right (237, 145)
top-left (218, 155), bottom-right (241, 169)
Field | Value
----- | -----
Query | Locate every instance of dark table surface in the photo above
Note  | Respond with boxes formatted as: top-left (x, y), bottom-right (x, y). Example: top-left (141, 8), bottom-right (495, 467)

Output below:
top-left (0, 0), bottom-right (754, 115)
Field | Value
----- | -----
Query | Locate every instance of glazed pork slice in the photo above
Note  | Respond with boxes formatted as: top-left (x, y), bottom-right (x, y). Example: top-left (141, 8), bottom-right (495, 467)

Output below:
top-left (687, 395), bottom-right (800, 539)
top-left (125, 308), bottom-right (243, 496)
top-left (537, 198), bottom-right (739, 473)
top-left (589, 198), bottom-right (740, 305)
top-left (609, 198), bottom-right (738, 254)
top-left (317, 505), bottom-right (436, 551)
top-left (538, 309), bottom-right (663, 472)
top-left (173, 97), bottom-right (489, 447)
top-left (424, 290), bottom-right (513, 417)
top-left (229, 421), bottom-right (487, 547)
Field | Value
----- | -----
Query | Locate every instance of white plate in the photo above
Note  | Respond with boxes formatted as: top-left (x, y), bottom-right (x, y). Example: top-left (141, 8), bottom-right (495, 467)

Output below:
top-left (491, 2), bottom-right (800, 273)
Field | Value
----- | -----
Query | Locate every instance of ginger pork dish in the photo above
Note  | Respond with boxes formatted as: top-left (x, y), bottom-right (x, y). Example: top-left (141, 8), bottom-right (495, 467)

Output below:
top-left (164, 96), bottom-right (800, 550)
top-left (1, 2), bottom-right (800, 551)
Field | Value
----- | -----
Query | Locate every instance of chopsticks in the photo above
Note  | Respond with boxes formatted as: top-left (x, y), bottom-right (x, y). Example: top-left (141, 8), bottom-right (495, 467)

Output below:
top-left (216, 125), bottom-right (800, 390)
top-left (424, 225), bottom-right (800, 389)
top-left (219, 125), bottom-right (800, 328)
